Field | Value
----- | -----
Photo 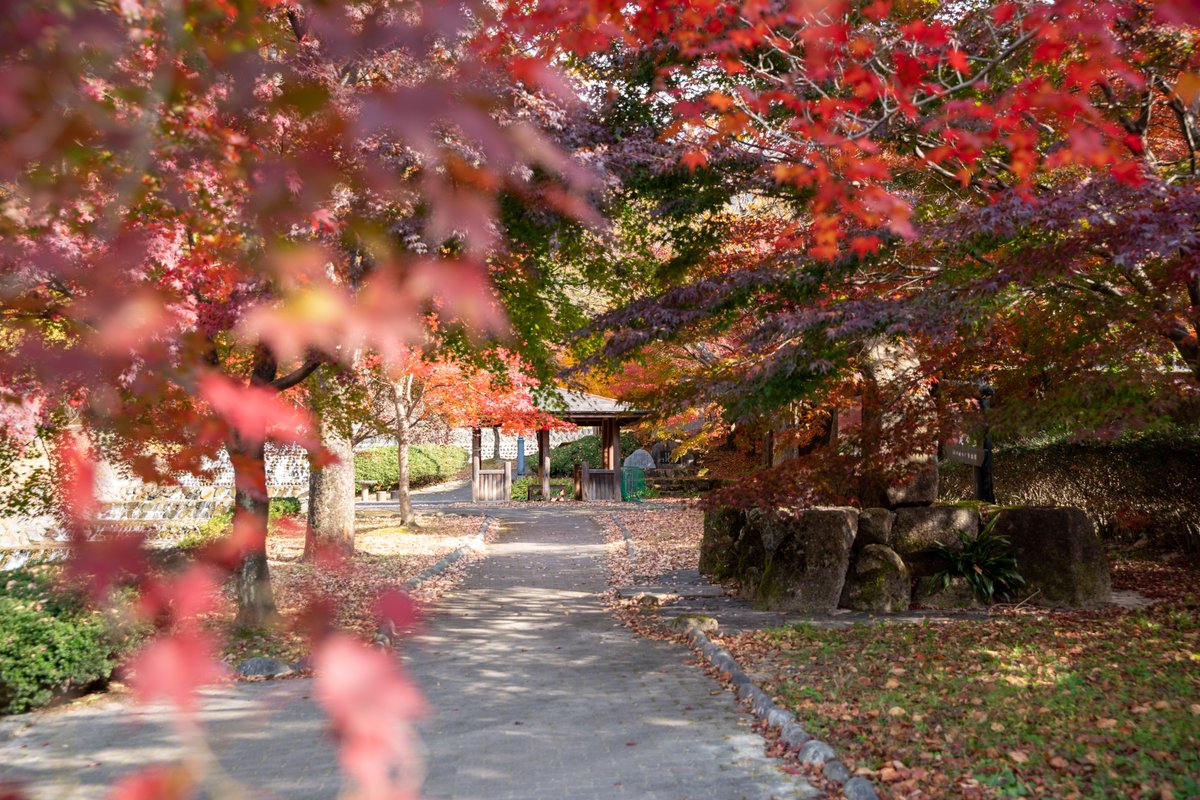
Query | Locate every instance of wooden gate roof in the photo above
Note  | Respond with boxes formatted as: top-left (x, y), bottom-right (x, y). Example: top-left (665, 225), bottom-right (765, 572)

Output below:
top-left (539, 389), bottom-right (650, 427)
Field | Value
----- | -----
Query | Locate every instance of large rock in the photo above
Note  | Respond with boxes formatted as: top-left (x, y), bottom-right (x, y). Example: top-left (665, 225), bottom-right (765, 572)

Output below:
top-left (624, 448), bottom-right (656, 470)
top-left (839, 544), bottom-right (910, 613)
top-left (990, 507), bottom-right (1111, 607)
top-left (754, 508), bottom-right (858, 612)
top-left (914, 576), bottom-right (979, 609)
top-left (855, 508), bottom-right (896, 549)
top-left (699, 506), bottom-right (747, 581)
top-left (892, 506), bottom-right (979, 577)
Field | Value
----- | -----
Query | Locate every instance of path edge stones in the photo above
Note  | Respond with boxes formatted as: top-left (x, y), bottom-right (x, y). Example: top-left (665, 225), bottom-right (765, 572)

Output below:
top-left (609, 512), bottom-right (637, 569)
top-left (610, 512), bottom-right (878, 800)
top-left (684, 626), bottom-right (879, 800)
top-left (401, 514), bottom-right (492, 591)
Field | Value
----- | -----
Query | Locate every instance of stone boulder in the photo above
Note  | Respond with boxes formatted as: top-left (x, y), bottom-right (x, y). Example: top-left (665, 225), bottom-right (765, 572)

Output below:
top-left (236, 656), bottom-right (293, 678)
top-left (754, 508), bottom-right (858, 612)
top-left (735, 508), bottom-right (782, 600)
top-left (914, 576), bottom-right (979, 609)
top-left (855, 508), bottom-right (896, 549)
top-left (839, 544), bottom-right (910, 613)
top-left (892, 506), bottom-right (980, 577)
top-left (624, 448), bottom-right (656, 470)
top-left (990, 507), bottom-right (1111, 607)
top-left (699, 506), bottom-right (747, 581)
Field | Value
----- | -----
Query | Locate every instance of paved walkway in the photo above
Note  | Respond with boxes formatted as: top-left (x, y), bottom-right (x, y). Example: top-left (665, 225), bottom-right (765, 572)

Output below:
top-left (0, 508), bottom-right (814, 800)
top-left (357, 476), bottom-right (473, 509)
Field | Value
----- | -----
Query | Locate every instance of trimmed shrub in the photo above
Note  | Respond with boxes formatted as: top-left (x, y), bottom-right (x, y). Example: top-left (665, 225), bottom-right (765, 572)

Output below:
top-left (0, 566), bottom-right (123, 714)
top-left (543, 432), bottom-right (641, 477)
top-left (510, 475), bottom-right (573, 500)
top-left (269, 497), bottom-right (302, 519)
top-left (354, 445), bottom-right (467, 491)
top-left (940, 430), bottom-right (1200, 551)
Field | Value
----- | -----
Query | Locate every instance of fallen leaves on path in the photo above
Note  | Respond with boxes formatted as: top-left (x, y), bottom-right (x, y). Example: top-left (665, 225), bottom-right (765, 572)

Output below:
top-left (595, 504), bottom-right (703, 586)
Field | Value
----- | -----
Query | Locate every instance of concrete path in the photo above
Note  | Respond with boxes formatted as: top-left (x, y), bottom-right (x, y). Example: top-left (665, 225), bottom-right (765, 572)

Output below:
top-left (357, 477), bottom-right (473, 509)
top-left (0, 508), bottom-right (814, 800)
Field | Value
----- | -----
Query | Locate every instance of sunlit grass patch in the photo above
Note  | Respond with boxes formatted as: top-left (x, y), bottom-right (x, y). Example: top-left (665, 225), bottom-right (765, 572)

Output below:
top-left (724, 603), bottom-right (1200, 798)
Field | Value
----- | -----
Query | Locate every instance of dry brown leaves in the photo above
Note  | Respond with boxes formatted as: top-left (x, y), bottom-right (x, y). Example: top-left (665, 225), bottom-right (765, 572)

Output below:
top-left (217, 512), bottom-right (493, 667)
top-left (596, 503), bottom-right (703, 586)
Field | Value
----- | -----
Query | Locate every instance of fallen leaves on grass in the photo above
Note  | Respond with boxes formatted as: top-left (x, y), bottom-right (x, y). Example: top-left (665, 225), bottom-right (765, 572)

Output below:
top-left (718, 599), bottom-right (1200, 799)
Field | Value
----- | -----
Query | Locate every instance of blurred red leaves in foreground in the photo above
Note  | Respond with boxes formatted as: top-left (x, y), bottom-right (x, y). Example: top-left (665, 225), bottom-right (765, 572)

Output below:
top-left (314, 635), bottom-right (427, 800)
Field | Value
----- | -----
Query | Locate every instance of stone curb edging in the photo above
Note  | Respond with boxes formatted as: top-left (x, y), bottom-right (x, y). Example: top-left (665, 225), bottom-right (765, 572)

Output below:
top-left (685, 626), bottom-right (879, 800)
top-left (372, 515), bottom-right (492, 649)
top-left (609, 513), bottom-right (637, 569)
top-left (401, 514), bottom-right (492, 590)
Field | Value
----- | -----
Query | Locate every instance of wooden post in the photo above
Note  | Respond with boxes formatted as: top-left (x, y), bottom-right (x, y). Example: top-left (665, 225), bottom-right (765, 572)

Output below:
top-left (610, 420), bottom-right (622, 498)
top-left (600, 420), bottom-right (612, 469)
top-left (538, 428), bottom-right (551, 501)
top-left (580, 462), bottom-right (590, 501)
top-left (471, 427), bottom-right (481, 502)
top-left (503, 459), bottom-right (512, 502)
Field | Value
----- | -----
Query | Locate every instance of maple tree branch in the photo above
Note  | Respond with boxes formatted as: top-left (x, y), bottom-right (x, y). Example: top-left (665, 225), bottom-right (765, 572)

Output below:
top-left (271, 353), bottom-right (325, 391)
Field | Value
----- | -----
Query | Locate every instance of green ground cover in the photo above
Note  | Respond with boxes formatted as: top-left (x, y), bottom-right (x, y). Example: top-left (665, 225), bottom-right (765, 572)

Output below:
top-left (721, 559), bottom-right (1200, 799)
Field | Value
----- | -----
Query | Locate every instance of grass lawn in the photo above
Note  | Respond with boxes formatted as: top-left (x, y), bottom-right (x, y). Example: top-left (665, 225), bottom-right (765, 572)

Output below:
top-left (720, 557), bottom-right (1200, 799)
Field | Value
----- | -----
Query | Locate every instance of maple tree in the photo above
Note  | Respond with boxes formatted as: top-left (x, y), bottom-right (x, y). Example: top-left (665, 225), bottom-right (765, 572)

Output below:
top-left (2, 0), bottom-right (1199, 796)
top-left (339, 346), bottom-right (565, 526)
top-left (1, 0), bottom-right (593, 795)
top-left (548, 0), bottom-right (1200, 497)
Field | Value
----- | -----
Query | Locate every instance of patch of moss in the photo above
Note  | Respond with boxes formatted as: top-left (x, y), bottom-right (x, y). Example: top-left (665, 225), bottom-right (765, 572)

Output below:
top-left (754, 555), bottom-right (783, 609)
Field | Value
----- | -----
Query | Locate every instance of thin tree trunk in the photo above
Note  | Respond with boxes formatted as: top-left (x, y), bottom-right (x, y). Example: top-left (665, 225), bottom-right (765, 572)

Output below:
top-left (304, 421), bottom-right (355, 561)
top-left (393, 379), bottom-right (414, 526)
top-left (231, 438), bottom-right (277, 629)
top-left (492, 426), bottom-right (501, 462)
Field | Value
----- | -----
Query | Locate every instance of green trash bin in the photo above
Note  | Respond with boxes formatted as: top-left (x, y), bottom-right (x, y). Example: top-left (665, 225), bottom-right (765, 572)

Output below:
top-left (621, 465), bottom-right (648, 502)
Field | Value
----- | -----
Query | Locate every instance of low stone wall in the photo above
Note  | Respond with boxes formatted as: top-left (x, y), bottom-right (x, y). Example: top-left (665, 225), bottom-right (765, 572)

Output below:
top-left (701, 504), bottom-right (1112, 612)
top-left (939, 433), bottom-right (1200, 551)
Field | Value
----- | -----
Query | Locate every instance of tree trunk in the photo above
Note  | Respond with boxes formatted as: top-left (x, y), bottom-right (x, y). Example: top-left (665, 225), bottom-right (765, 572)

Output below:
top-left (396, 406), bottom-right (414, 526)
top-left (304, 422), bottom-right (355, 561)
top-left (393, 380), bottom-right (415, 526)
top-left (492, 426), bottom-right (501, 462)
top-left (231, 439), bottom-right (277, 629)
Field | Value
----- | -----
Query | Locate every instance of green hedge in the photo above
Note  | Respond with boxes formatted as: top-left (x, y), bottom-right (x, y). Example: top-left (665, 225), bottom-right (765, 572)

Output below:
top-left (510, 475), bottom-right (574, 500)
top-left (533, 433), bottom-right (641, 477)
top-left (0, 566), bottom-right (125, 714)
top-left (940, 430), bottom-right (1200, 551)
top-left (177, 497), bottom-right (302, 552)
top-left (354, 445), bottom-right (467, 491)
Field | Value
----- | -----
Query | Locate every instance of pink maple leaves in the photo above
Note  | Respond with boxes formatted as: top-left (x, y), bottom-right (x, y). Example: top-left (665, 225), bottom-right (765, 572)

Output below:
top-left (198, 373), bottom-right (316, 450)
top-left (314, 634), bottom-right (427, 800)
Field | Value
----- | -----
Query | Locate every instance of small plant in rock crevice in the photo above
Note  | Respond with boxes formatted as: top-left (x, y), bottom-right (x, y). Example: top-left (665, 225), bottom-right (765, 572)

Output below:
top-left (926, 518), bottom-right (1025, 603)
